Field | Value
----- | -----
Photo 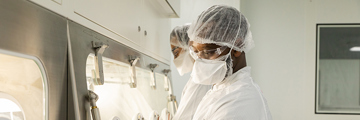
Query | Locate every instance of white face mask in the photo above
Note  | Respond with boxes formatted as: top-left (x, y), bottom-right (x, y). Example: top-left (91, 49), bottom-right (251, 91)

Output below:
top-left (191, 54), bottom-right (229, 85)
top-left (173, 50), bottom-right (195, 76)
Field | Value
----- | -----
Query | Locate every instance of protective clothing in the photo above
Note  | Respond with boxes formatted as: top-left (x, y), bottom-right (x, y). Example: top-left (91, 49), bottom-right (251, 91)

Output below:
top-left (187, 5), bottom-right (271, 120)
top-left (171, 24), bottom-right (211, 120)
top-left (193, 67), bottom-right (272, 120)
top-left (171, 24), bottom-right (194, 76)
top-left (172, 77), bottom-right (211, 120)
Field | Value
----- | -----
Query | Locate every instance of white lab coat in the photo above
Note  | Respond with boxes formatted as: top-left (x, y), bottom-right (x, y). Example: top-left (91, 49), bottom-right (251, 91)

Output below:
top-left (172, 77), bottom-right (212, 120)
top-left (193, 66), bottom-right (272, 120)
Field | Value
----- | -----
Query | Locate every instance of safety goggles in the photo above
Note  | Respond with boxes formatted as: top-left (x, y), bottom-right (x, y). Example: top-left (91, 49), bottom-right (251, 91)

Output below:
top-left (189, 46), bottom-right (228, 60)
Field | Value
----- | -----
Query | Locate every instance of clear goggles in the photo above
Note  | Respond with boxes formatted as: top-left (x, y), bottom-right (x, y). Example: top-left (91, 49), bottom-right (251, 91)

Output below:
top-left (189, 46), bottom-right (228, 60)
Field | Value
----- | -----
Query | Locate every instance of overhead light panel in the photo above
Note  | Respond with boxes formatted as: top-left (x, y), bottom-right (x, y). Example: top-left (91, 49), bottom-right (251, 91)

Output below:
top-left (350, 46), bottom-right (360, 52)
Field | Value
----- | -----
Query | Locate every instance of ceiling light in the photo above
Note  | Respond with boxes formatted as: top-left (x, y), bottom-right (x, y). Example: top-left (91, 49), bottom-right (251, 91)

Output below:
top-left (350, 46), bottom-right (360, 52)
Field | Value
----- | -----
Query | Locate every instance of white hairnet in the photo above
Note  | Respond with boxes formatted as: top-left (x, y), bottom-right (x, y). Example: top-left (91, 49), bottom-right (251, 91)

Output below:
top-left (187, 5), bottom-right (254, 53)
top-left (170, 24), bottom-right (191, 49)
top-left (188, 5), bottom-right (254, 78)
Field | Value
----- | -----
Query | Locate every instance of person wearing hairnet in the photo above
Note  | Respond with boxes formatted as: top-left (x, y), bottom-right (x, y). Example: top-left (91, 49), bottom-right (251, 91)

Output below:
top-left (187, 5), bottom-right (272, 119)
top-left (170, 24), bottom-right (194, 75)
top-left (170, 24), bottom-right (212, 120)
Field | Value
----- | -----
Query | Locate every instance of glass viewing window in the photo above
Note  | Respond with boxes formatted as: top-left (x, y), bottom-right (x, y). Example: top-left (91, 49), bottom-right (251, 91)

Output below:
top-left (0, 51), bottom-right (48, 120)
top-left (316, 24), bottom-right (360, 114)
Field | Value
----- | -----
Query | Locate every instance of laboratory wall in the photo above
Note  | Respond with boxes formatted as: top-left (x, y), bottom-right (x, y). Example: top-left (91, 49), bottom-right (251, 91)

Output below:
top-left (241, 0), bottom-right (360, 120)
top-left (169, 0), bottom-right (240, 103)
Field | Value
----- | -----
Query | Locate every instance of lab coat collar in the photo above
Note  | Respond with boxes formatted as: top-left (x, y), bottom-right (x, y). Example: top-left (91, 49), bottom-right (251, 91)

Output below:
top-left (212, 66), bottom-right (251, 91)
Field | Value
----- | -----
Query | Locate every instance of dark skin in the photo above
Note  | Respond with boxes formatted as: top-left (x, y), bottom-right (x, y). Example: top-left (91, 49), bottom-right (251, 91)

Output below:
top-left (189, 41), bottom-right (247, 74)
top-left (171, 44), bottom-right (182, 59)
top-left (170, 37), bottom-right (183, 59)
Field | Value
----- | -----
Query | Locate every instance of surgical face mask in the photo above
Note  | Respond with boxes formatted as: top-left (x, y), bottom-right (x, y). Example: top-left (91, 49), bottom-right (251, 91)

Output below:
top-left (173, 50), bottom-right (194, 76)
top-left (190, 52), bottom-right (230, 85)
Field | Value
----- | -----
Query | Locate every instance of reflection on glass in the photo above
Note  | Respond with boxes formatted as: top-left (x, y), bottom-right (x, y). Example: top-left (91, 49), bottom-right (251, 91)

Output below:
top-left (86, 55), bottom-right (169, 120)
top-left (0, 97), bottom-right (24, 120)
top-left (316, 25), bottom-right (360, 114)
top-left (0, 52), bottom-right (46, 120)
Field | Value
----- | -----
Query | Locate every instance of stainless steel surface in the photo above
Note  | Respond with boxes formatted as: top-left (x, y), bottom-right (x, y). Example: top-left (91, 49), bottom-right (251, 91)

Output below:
top-left (92, 41), bottom-right (109, 85)
top-left (68, 20), bottom-right (173, 120)
top-left (0, 0), bottom-right (68, 119)
top-left (1, 0), bottom-right (175, 119)
top-left (67, 20), bottom-right (82, 120)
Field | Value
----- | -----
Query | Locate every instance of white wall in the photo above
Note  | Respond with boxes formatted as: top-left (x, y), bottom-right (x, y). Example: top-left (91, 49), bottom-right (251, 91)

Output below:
top-left (241, 0), bottom-right (360, 120)
top-left (169, 0), bottom-right (240, 103)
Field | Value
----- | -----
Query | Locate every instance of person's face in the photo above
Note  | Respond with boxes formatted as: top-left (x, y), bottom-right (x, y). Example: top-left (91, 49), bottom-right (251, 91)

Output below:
top-left (171, 44), bottom-right (182, 59)
top-left (189, 41), bottom-right (230, 60)
top-left (170, 37), bottom-right (183, 59)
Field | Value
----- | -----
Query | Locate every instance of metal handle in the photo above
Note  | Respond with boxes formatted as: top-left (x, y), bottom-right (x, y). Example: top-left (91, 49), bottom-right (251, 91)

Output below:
top-left (144, 30), bottom-right (147, 36)
top-left (92, 41), bottom-right (109, 85)
top-left (138, 26), bottom-right (141, 32)
top-left (129, 56), bottom-right (140, 88)
top-left (163, 69), bottom-right (171, 76)
top-left (149, 64), bottom-right (158, 89)
top-left (163, 69), bottom-right (171, 91)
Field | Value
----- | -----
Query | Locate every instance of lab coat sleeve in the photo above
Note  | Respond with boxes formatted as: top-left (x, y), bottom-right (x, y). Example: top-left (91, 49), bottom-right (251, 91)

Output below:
top-left (172, 78), bottom-right (211, 120)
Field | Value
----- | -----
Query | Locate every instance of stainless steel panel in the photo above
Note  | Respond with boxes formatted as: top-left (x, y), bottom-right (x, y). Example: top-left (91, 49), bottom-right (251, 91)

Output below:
top-left (0, 0), bottom-right (68, 119)
top-left (68, 21), bottom-right (173, 119)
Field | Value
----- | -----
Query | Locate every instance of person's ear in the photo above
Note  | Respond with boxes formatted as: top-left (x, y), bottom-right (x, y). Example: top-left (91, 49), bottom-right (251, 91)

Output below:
top-left (232, 50), bottom-right (242, 58)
